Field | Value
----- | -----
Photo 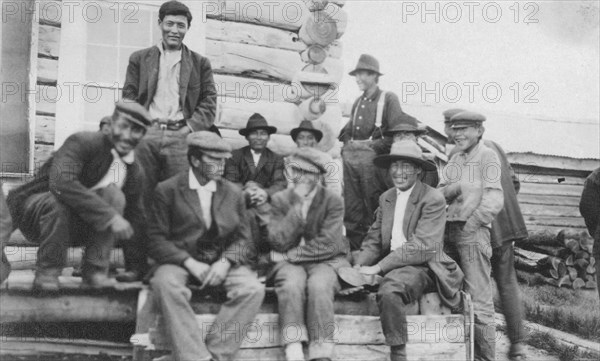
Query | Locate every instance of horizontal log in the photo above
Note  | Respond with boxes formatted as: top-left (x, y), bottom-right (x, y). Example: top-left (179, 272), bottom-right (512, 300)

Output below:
top-left (517, 232), bottom-right (560, 247)
top-left (520, 203), bottom-right (582, 218)
top-left (517, 173), bottom-right (586, 186)
top-left (38, 24), bottom-right (61, 58)
top-left (518, 244), bottom-right (571, 258)
top-left (522, 215), bottom-right (587, 228)
top-left (37, 57), bottom-right (58, 84)
top-left (514, 255), bottom-right (539, 273)
top-left (34, 115), bottom-right (55, 144)
top-left (518, 193), bottom-right (580, 207)
top-left (38, 0), bottom-right (62, 26)
top-left (519, 182), bottom-right (583, 197)
top-left (150, 313), bottom-right (466, 350)
top-left (206, 40), bottom-right (343, 84)
top-left (0, 338), bottom-right (131, 358)
top-left (207, 19), bottom-right (304, 52)
top-left (514, 248), bottom-right (549, 263)
top-left (526, 225), bottom-right (587, 236)
top-left (205, 0), bottom-right (310, 31)
top-left (3, 246), bottom-right (125, 271)
top-left (35, 85), bottom-right (58, 115)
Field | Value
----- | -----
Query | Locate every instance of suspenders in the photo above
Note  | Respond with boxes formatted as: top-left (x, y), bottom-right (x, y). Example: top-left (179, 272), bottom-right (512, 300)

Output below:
top-left (350, 91), bottom-right (387, 141)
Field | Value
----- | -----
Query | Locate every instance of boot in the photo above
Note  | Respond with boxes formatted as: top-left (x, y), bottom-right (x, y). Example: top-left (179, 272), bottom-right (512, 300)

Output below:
top-left (390, 345), bottom-right (407, 361)
top-left (33, 268), bottom-right (61, 292)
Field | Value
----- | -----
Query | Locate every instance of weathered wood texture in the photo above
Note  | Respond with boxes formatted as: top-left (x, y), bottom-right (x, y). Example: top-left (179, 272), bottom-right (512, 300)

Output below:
top-left (38, 24), bottom-right (61, 58)
top-left (0, 338), bottom-right (132, 358)
top-left (35, 116), bottom-right (55, 143)
top-left (4, 246), bottom-right (125, 270)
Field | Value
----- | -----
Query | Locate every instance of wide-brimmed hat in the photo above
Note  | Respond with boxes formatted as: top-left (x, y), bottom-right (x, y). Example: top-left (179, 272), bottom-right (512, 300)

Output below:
top-left (290, 120), bottom-right (323, 142)
top-left (450, 111), bottom-right (486, 129)
top-left (187, 131), bottom-right (232, 159)
top-left (348, 54), bottom-right (383, 76)
top-left (239, 113), bottom-right (277, 136)
top-left (384, 113), bottom-right (427, 136)
top-left (373, 140), bottom-right (436, 171)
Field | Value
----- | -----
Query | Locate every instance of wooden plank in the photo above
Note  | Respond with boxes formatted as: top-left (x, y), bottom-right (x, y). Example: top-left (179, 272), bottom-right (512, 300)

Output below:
top-left (0, 338), bottom-right (132, 357)
top-left (206, 40), bottom-right (343, 84)
top-left (38, 24), bottom-right (61, 58)
top-left (517, 173), bottom-right (586, 185)
top-left (522, 215), bottom-right (587, 228)
top-left (519, 182), bottom-right (583, 197)
top-left (206, 19), bottom-right (305, 52)
top-left (205, 1), bottom-right (310, 31)
top-left (35, 84), bottom-right (58, 114)
top-left (4, 246), bottom-right (125, 270)
top-left (520, 203), bottom-right (582, 218)
top-left (37, 57), bottom-right (58, 84)
top-left (518, 193), bottom-right (581, 207)
top-left (150, 313), bottom-right (466, 349)
top-left (35, 115), bottom-right (55, 144)
top-left (34, 143), bottom-right (54, 165)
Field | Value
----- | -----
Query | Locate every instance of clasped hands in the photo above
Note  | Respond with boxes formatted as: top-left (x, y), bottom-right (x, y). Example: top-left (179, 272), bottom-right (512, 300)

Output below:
top-left (183, 257), bottom-right (231, 289)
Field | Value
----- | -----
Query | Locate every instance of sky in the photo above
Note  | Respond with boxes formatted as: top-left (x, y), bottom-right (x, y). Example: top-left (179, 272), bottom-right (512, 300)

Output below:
top-left (338, 0), bottom-right (600, 128)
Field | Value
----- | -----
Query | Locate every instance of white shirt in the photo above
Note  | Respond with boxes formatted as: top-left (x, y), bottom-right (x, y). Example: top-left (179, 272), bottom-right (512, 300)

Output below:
top-left (250, 149), bottom-right (262, 167)
top-left (91, 149), bottom-right (135, 190)
top-left (390, 185), bottom-right (415, 251)
top-left (188, 170), bottom-right (217, 226)
top-left (149, 43), bottom-right (184, 122)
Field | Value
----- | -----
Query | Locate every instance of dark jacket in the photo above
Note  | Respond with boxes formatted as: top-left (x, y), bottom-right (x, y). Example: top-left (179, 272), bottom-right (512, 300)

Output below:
top-left (122, 44), bottom-right (217, 132)
top-left (267, 185), bottom-right (349, 269)
top-left (356, 180), bottom-right (464, 309)
top-left (224, 146), bottom-right (287, 197)
top-left (580, 167), bottom-right (600, 240)
top-left (6, 132), bottom-right (145, 233)
top-left (147, 172), bottom-right (252, 267)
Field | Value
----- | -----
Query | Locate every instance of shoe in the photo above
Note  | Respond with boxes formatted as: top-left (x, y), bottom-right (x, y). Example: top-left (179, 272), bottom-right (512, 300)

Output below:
top-left (115, 270), bottom-right (143, 283)
top-left (33, 269), bottom-right (61, 292)
top-left (81, 272), bottom-right (116, 289)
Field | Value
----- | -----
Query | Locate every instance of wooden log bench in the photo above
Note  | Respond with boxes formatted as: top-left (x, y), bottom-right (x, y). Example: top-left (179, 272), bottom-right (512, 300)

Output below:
top-left (131, 288), bottom-right (474, 361)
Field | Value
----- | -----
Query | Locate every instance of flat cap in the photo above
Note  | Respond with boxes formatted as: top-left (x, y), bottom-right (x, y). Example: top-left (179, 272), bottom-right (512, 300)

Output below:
top-left (286, 147), bottom-right (331, 175)
top-left (115, 100), bottom-right (152, 128)
top-left (442, 108), bottom-right (466, 123)
top-left (186, 131), bottom-right (232, 159)
top-left (450, 111), bottom-right (486, 128)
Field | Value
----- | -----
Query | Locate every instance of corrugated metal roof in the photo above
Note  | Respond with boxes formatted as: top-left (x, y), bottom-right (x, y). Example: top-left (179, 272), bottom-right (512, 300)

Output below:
top-left (402, 104), bottom-right (600, 160)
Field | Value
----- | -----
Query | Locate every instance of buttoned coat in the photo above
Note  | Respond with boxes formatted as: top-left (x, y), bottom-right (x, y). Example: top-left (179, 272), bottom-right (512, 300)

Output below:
top-left (122, 44), bottom-right (217, 132)
top-left (355, 180), bottom-right (464, 309)
top-left (224, 146), bottom-right (287, 197)
top-left (147, 172), bottom-right (253, 268)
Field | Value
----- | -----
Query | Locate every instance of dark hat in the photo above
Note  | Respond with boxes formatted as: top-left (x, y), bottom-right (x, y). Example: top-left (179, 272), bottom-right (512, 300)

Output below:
top-left (239, 113), bottom-right (277, 136)
top-left (186, 131), bottom-right (232, 159)
top-left (373, 140), bottom-right (436, 171)
top-left (159, 0), bottom-right (192, 25)
top-left (290, 120), bottom-right (323, 142)
top-left (384, 113), bottom-right (427, 136)
top-left (114, 100), bottom-right (152, 128)
top-left (286, 147), bottom-right (331, 175)
top-left (348, 54), bottom-right (382, 76)
top-left (442, 108), bottom-right (466, 123)
top-left (99, 116), bottom-right (111, 127)
top-left (450, 111), bottom-right (486, 129)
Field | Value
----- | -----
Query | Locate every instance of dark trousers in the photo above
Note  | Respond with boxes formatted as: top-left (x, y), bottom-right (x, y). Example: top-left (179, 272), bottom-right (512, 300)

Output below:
top-left (594, 232), bottom-right (600, 300)
top-left (492, 242), bottom-right (526, 345)
top-left (19, 185), bottom-right (124, 275)
top-left (271, 261), bottom-right (342, 359)
top-left (342, 142), bottom-right (387, 250)
top-left (377, 266), bottom-right (434, 346)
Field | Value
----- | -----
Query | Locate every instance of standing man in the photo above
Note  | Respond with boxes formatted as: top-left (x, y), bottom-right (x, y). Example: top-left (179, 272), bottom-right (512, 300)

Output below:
top-left (6, 101), bottom-right (151, 290)
top-left (443, 109), bottom-right (529, 360)
top-left (339, 54), bottom-right (404, 250)
top-left (267, 148), bottom-right (350, 361)
top-left (580, 166), bottom-right (600, 299)
top-left (147, 131), bottom-right (265, 361)
top-left (123, 1), bottom-right (218, 280)
top-left (439, 111), bottom-right (504, 361)
top-left (353, 140), bottom-right (463, 361)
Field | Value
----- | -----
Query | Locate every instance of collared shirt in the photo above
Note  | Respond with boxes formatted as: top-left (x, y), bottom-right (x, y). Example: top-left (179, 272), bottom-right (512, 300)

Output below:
top-left (440, 140), bottom-right (503, 226)
top-left (188, 169), bottom-right (217, 226)
top-left (149, 42), bottom-right (184, 122)
top-left (250, 149), bottom-right (262, 167)
top-left (390, 184), bottom-right (415, 250)
top-left (91, 149), bottom-right (134, 190)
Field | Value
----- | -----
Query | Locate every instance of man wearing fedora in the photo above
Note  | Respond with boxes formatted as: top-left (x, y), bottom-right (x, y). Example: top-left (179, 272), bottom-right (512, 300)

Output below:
top-left (6, 101), bottom-right (152, 290)
top-left (443, 109), bottom-right (528, 361)
top-left (338, 54), bottom-right (404, 251)
top-left (439, 111), bottom-right (504, 361)
top-left (147, 131), bottom-right (265, 361)
top-left (267, 147), bottom-right (350, 361)
top-left (353, 140), bottom-right (463, 361)
top-left (224, 113), bottom-right (287, 207)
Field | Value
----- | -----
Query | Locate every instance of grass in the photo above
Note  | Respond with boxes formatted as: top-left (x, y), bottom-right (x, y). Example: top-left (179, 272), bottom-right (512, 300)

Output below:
top-left (526, 331), bottom-right (598, 361)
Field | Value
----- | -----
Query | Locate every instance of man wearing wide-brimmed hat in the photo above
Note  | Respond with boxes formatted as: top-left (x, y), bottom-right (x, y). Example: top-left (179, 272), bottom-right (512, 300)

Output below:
top-left (439, 111), bottom-right (504, 361)
top-left (224, 113), bottom-right (286, 207)
top-left (338, 54), bottom-right (404, 251)
top-left (353, 140), bottom-right (463, 361)
top-left (147, 131), bottom-right (265, 361)
top-left (266, 147), bottom-right (350, 361)
top-left (6, 101), bottom-right (152, 290)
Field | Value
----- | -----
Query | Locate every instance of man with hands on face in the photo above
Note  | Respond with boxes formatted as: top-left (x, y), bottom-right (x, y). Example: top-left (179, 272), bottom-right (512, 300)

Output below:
top-left (147, 131), bottom-right (265, 361)
top-left (352, 140), bottom-right (464, 361)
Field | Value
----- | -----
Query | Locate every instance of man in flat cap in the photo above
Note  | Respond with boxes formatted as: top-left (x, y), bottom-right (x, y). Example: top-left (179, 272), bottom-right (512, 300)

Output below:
top-left (352, 140), bottom-right (463, 361)
top-left (338, 54), bottom-right (404, 251)
top-left (266, 147), bottom-right (349, 361)
top-left (6, 101), bottom-right (151, 290)
top-left (439, 111), bottom-right (504, 361)
top-left (123, 2), bottom-right (218, 277)
top-left (443, 109), bottom-right (529, 361)
top-left (225, 113), bottom-right (286, 207)
top-left (147, 131), bottom-right (265, 361)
